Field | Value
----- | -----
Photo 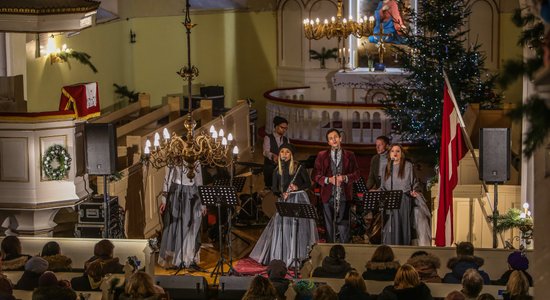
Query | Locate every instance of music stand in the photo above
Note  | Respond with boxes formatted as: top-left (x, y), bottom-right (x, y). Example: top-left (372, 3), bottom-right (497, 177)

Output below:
top-left (276, 201), bottom-right (317, 279)
top-left (198, 185), bottom-right (238, 284)
top-left (362, 190), bottom-right (403, 244)
top-left (213, 177), bottom-right (246, 192)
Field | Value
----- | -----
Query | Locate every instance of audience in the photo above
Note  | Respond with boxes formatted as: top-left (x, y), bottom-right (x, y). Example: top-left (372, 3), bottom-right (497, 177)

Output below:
top-left (15, 256), bottom-right (49, 290)
top-left (443, 242), bottom-right (490, 284)
top-left (503, 270), bottom-right (532, 300)
top-left (40, 241), bottom-right (72, 272)
top-left (118, 271), bottom-right (165, 300)
top-left (362, 245), bottom-right (400, 281)
top-left (477, 293), bottom-right (496, 300)
top-left (445, 290), bottom-right (465, 300)
top-left (267, 259), bottom-right (290, 299)
top-left (377, 264), bottom-right (433, 300)
top-left (242, 275), bottom-right (278, 300)
top-left (70, 239), bottom-right (124, 291)
top-left (337, 270), bottom-right (373, 300)
top-left (0, 274), bottom-right (14, 300)
top-left (461, 269), bottom-right (484, 300)
top-left (494, 251), bottom-right (533, 286)
top-left (313, 285), bottom-right (338, 300)
top-left (32, 271), bottom-right (77, 300)
top-left (1, 236), bottom-right (31, 271)
top-left (407, 251), bottom-right (442, 283)
top-left (312, 245), bottom-right (352, 279)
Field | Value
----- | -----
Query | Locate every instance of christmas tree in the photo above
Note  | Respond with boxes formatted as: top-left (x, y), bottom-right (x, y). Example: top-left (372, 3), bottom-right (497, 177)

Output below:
top-left (381, 0), bottom-right (499, 163)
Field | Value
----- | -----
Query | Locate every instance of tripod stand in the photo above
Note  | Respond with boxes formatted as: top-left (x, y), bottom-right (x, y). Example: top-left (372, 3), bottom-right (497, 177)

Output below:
top-left (362, 190), bottom-right (402, 244)
top-left (198, 185), bottom-right (238, 284)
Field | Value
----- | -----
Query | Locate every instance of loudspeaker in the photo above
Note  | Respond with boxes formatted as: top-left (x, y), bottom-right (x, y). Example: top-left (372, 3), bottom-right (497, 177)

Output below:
top-left (479, 128), bottom-right (510, 183)
top-left (85, 123), bottom-right (117, 175)
top-left (155, 275), bottom-right (207, 300)
top-left (218, 276), bottom-right (254, 300)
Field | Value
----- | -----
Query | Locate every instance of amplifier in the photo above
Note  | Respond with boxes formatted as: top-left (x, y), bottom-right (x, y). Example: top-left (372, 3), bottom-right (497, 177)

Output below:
top-left (78, 195), bottom-right (119, 224)
top-left (75, 224), bottom-right (104, 238)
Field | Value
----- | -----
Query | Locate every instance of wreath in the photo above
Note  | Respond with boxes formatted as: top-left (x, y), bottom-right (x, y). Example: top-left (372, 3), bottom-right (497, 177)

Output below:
top-left (42, 144), bottom-right (72, 180)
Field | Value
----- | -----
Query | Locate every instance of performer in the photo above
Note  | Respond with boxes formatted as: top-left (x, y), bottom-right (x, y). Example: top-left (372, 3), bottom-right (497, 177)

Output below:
top-left (367, 135), bottom-right (390, 190)
top-left (381, 144), bottom-right (430, 246)
top-left (158, 163), bottom-right (206, 269)
top-left (312, 129), bottom-right (360, 243)
top-left (263, 116), bottom-right (289, 190)
top-left (368, 0), bottom-right (404, 44)
top-left (250, 143), bottom-right (317, 266)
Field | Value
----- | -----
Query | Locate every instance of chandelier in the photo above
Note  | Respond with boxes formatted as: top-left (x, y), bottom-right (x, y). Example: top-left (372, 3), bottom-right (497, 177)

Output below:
top-left (143, 0), bottom-right (237, 180)
top-left (303, 0), bottom-right (375, 69)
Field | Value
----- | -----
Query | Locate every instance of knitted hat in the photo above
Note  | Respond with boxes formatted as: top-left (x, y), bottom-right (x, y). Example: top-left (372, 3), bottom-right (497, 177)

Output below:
top-left (267, 259), bottom-right (287, 279)
top-left (507, 251), bottom-right (529, 271)
top-left (279, 143), bottom-right (296, 155)
top-left (273, 116), bottom-right (288, 127)
top-left (38, 271), bottom-right (58, 287)
top-left (25, 256), bottom-right (49, 274)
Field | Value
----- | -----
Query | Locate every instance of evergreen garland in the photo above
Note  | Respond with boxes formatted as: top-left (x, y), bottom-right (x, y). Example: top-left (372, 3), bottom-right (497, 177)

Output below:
top-left (42, 144), bottom-right (72, 180)
top-left (495, 208), bottom-right (533, 233)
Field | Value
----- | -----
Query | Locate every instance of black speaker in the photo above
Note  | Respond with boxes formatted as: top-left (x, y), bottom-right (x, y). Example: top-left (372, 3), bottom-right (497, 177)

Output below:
top-left (155, 275), bottom-right (207, 300)
top-left (218, 276), bottom-right (254, 300)
top-left (479, 128), bottom-right (510, 183)
top-left (85, 123), bottom-right (117, 175)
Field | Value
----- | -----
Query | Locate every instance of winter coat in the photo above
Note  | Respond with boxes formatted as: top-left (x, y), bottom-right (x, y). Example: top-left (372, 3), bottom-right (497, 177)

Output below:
top-left (32, 286), bottom-right (77, 300)
top-left (338, 283), bottom-right (373, 300)
top-left (42, 254), bottom-right (72, 272)
top-left (2, 254), bottom-right (31, 271)
top-left (377, 282), bottom-right (433, 300)
top-left (362, 261), bottom-right (400, 281)
top-left (442, 255), bottom-right (491, 284)
top-left (270, 278), bottom-right (290, 299)
top-left (312, 256), bottom-right (353, 279)
top-left (15, 271), bottom-right (42, 291)
top-left (407, 254), bottom-right (442, 283)
top-left (70, 256), bottom-right (124, 291)
top-left (494, 269), bottom-right (533, 286)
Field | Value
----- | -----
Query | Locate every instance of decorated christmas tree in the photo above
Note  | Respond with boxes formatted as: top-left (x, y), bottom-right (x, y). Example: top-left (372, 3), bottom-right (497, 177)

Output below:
top-left (381, 0), bottom-right (500, 162)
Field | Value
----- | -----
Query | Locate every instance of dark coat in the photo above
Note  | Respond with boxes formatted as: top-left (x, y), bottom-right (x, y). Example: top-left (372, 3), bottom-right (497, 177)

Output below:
top-left (407, 254), bottom-right (442, 283)
top-left (494, 269), bottom-right (533, 286)
top-left (377, 282), bottom-right (433, 300)
top-left (312, 256), bottom-right (353, 279)
top-left (366, 153), bottom-right (384, 190)
top-left (338, 283), bottom-right (373, 300)
top-left (442, 255), bottom-right (491, 284)
top-left (70, 256), bottom-right (124, 291)
top-left (15, 271), bottom-right (42, 291)
top-left (32, 286), bottom-right (77, 300)
top-left (270, 278), bottom-right (290, 299)
top-left (312, 149), bottom-right (361, 203)
top-left (362, 261), bottom-right (400, 281)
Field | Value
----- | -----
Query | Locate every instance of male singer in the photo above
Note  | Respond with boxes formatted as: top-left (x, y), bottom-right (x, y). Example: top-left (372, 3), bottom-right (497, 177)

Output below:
top-left (312, 129), bottom-right (360, 243)
top-left (366, 135), bottom-right (390, 190)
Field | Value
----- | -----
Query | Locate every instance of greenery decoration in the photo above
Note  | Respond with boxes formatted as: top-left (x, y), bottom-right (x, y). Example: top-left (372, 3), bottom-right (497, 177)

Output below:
top-left (309, 47), bottom-right (338, 69)
top-left (381, 0), bottom-right (500, 163)
top-left (57, 50), bottom-right (98, 73)
top-left (42, 144), bottom-right (72, 180)
top-left (113, 84), bottom-right (140, 103)
top-left (495, 208), bottom-right (533, 233)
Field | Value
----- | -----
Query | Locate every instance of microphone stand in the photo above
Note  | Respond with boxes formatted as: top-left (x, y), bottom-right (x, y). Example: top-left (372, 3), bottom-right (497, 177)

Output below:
top-left (387, 158), bottom-right (395, 244)
top-left (332, 148), bottom-right (340, 243)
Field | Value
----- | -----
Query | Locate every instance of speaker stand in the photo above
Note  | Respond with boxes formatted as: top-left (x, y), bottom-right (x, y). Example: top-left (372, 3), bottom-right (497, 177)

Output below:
top-left (492, 182), bottom-right (499, 248)
top-left (103, 175), bottom-right (110, 239)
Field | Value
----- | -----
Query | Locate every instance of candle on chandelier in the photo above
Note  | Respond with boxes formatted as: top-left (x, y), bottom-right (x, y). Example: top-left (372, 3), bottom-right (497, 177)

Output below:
top-left (232, 145), bottom-right (239, 155)
top-left (153, 132), bottom-right (160, 147)
top-left (162, 128), bottom-right (170, 140)
top-left (227, 133), bottom-right (233, 141)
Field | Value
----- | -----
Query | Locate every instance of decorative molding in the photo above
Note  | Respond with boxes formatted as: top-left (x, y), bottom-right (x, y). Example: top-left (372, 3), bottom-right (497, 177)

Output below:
top-left (0, 137), bottom-right (29, 182)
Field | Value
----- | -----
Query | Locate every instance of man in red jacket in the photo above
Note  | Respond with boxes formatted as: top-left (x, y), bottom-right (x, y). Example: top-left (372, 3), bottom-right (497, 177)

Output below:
top-left (312, 129), bottom-right (360, 243)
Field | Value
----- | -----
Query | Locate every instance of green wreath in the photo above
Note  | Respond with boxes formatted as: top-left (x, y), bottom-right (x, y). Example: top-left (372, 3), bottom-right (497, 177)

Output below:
top-left (42, 144), bottom-right (72, 180)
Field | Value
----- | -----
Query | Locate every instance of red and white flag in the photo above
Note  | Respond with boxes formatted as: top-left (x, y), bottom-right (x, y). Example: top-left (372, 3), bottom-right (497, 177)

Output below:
top-left (435, 80), bottom-right (466, 247)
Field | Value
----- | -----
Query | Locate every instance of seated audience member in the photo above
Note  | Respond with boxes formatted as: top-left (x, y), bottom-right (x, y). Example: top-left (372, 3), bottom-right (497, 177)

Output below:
top-left (70, 239), bottom-right (124, 291)
top-left (477, 293), bottom-right (496, 300)
top-left (32, 271), bottom-right (77, 300)
top-left (445, 290), bottom-right (465, 300)
top-left (267, 259), bottom-right (290, 299)
top-left (407, 250), bottom-right (442, 283)
top-left (502, 270), bottom-right (532, 300)
top-left (494, 251), bottom-right (533, 286)
top-left (242, 275), bottom-right (278, 300)
top-left (362, 245), bottom-right (400, 281)
top-left (118, 271), bottom-right (165, 300)
top-left (15, 257), bottom-right (49, 290)
top-left (377, 264), bottom-right (433, 300)
top-left (443, 242), bottom-right (490, 284)
top-left (312, 245), bottom-right (352, 278)
top-left (1, 236), bottom-right (31, 271)
top-left (0, 273), bottom-right (15, 300)
top-left (338, 270), bottom-right (373, 300)
top-left (40, 241), bottom-right (72, 272)
top-left (313, 285), bottom-right (338, 300)
top-left (461, 269), bottom-right (484, 300)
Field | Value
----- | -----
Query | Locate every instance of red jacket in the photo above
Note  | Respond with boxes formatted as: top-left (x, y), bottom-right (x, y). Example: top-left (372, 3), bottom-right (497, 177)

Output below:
top-left (312, 149), bottom-right (361, 203)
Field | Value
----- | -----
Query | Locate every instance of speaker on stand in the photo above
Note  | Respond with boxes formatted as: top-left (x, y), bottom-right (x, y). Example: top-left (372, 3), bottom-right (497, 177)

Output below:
top-left (85, 123), bottom-right (117, 238)
top-left (479, 128), bottom-right (510, 248)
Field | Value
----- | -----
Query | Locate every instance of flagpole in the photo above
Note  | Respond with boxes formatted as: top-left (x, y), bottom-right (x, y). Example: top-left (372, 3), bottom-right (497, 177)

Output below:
top-left (442, 70), bottom-right (504, 246)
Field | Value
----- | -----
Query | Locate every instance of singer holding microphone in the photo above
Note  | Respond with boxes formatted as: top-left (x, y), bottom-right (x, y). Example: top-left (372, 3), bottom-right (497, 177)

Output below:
top-left (250, 143), bottom-right (317, 265)
top-left (312, 129), bottom-right (360, 243)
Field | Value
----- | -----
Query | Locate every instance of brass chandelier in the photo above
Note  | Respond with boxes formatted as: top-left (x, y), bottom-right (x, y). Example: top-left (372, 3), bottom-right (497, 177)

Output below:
top-left (144, 0), bottom-right (237, 180)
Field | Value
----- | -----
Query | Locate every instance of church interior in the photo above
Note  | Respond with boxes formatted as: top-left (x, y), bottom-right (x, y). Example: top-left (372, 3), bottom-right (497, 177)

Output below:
top-left (0, 0), bottom-right (549, 299)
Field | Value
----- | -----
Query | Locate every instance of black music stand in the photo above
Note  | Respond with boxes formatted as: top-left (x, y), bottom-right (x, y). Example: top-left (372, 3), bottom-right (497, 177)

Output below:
top-left (276, 201), bottom-right (317, 279)
top-left (198, 185), bottom-right (238, 284)
top-left (362, 190), bottom-right (403, 244)
top-left (213, 177), bottom-right (246, 192)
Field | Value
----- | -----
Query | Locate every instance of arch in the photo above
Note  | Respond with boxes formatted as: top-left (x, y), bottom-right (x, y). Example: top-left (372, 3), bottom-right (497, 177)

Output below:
top-left (321, 110), bottom-right (330, 128)
top-left (280, 0), bottom-right (303, 67)
top-left (332, 111), bottom-right (342, 128)
top-left (352, 111), bottom-right (360, 128)
top-left (466, 0), bottom-right (499, 69)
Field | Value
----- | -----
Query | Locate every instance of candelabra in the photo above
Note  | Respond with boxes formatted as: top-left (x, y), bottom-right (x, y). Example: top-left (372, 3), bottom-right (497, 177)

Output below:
top-left (143, 0), bottom-right (237, 180)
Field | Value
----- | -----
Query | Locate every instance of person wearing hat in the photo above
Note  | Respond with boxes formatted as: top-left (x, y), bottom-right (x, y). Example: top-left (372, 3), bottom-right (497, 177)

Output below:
top-left (15, 256), bottom-right (49, 290)
top-left (263, 116), bottom-right (289, 190)
top-left (250, 143), bottom-right (317, 265)
top-left (494, 251), bottom-right (533, 286)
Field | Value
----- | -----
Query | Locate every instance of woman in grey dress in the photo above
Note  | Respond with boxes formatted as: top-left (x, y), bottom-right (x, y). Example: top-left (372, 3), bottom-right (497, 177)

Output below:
top-left (158, 162), bottom-right (206, 269)
top-left (381, 144), bottom-right (422, 245)
top-left (250, 143), bottom-right (318, 266)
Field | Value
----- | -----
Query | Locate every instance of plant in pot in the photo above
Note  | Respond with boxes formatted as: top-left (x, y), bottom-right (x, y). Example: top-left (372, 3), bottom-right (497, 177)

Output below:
top-left (495, 206), bottom-right (534, 249)
top-left (309, 47), bottom-right (338, 69)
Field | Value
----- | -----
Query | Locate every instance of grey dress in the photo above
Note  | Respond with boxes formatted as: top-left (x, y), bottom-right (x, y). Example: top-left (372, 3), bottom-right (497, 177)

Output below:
top-left (381, 161), bottom-right (419, 245)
